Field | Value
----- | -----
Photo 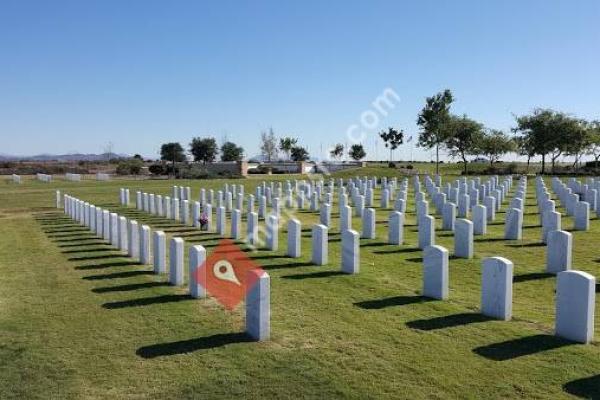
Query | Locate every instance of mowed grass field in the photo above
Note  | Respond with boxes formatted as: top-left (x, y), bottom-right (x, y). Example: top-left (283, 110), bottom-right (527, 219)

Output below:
top-left (1, 169), bottom-right (600, 399)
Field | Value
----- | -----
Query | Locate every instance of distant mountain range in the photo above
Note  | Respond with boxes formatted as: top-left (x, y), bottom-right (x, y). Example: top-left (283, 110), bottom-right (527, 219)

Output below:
top-left (0, 153), bottom-right (130, 162)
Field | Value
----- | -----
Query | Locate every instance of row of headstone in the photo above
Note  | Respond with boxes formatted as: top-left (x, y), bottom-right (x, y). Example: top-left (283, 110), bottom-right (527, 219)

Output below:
top-left (410, 175), bottom-right (520, 262)
top-left (538, 176), bottom-right (597, 274)
top-left (132, 175), bottom-right (550, 262)
top-left (421, 245), bottom-right (595, 344)
top-left (37, 173), bottom-right (52, 182)
top-left (122, 175), bottom-right (597, 344)
top-left (132, 178), bottom-right (492, 266)
top-left (133, 184), bottom-right (362, 277)
top-left (172, 185), bottom-right (192, 201)
top-left (59, 192), bottom-right (270, 342)
top-left (171, 184), bottom-right (247, 206)
top-left (419, 175), bottom-right (516, 232)
top-left (65, 173), bottom-right (82, 181)
top-left (96, 173), bottom-right (110, 181)
top-left (421, 175), bottom-right (513, 214)
top-left (129, 176), bottom-right (441, 234)
top-left (119, 188), bottom-right (130, 206)
top-left (549, 177), bottom-right (591, 231)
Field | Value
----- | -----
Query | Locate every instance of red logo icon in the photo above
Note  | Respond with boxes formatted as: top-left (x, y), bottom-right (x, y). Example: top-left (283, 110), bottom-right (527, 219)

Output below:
top-left (196, 239), bottom-right (264, 310)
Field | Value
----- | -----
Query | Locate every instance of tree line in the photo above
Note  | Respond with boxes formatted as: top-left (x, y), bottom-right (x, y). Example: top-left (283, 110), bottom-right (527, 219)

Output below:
top-left (159, 131), bottom-right (315, 168)
top-left (374, 89), bottom-right (600, 175)
top-left (159, 138), bottom-right (244, 169)
top-left (156, 90), bottom-right (599, 175)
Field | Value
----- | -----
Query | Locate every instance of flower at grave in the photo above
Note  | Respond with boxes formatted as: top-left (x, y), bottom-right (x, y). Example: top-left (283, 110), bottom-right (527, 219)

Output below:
top-left (199, 212), bottom-right (209, 228)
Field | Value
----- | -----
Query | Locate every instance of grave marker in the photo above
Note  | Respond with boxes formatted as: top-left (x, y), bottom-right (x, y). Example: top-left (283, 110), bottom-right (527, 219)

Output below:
top-left (423, 245), bottom-right (449, 300)
top-left (481, 257), bottom-right (513, 320)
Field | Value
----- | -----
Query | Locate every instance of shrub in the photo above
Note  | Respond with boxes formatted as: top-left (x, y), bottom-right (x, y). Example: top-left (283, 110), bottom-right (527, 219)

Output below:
top-left (148, 164), bottom-right (165, 175)
top-left (176, 164), bottom-right (242, 179)
top-left (506, 162), bottom-right (518, 174)
top-left (116, 159), bottom-right (144, 175)
top-left (388, 162), bottom-right (396, 168)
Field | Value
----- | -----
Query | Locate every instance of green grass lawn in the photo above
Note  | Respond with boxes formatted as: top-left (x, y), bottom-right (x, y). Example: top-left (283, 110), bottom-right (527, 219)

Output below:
top-left (1, 171), bottom-right (599, 399)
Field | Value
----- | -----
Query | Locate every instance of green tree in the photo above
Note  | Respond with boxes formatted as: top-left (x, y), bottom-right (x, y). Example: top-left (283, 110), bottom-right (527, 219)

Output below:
top-left (417, 89), bottom-right (454, 174)
top-left (585, 121), bottom-right (600, 165)
top-left (330, 143), bottom-right (344, 160)
top-left (260, 128), bottom-right (278, 162)
top-left (349, 144), bottom-right (366, 161)
top-left (379, 127), bottom-right (404, 162)
top-left (279, 137), bottom-right (298, 161)
top-left (189, 137), bottom-right (218, 164)
top-left (513, 109), bottom-right (578, 174)
top-left (160, 142), bottom-right (186, 173)
top-left (564, 119), bottom-right (590, 170)
top-left (148, 164), bottom-right (165, 175)
top-left (476, 130), bottom-right (515, 168)
top-left (443, 114), bottom-right (484, 174)
top-left (513, 135), bottom-right (536, 173)
top-left (221, 141), bottom-right (244, 162)
top-left (290, 146), bottom-right (310, 161)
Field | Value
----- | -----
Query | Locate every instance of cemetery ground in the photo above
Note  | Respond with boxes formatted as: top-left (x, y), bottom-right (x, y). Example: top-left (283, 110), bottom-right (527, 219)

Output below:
top-left (2, 170), bottom-right (600, 399)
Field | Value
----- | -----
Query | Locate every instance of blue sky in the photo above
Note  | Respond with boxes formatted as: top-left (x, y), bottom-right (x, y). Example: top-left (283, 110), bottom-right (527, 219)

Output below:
top-left (1, 0), bottom-right (599, 161)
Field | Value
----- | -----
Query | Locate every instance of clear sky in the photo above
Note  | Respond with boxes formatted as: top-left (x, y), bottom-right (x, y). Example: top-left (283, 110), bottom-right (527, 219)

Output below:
top-left (1, 0), bottom-right (599, 161)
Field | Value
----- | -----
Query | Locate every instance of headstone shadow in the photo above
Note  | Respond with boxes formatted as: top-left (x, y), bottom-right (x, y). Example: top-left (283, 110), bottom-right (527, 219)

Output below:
top-left (83, 270), bottom-right (154, 280)
top-left (250, 254), bottom-right (288, 260)
top-left (68, 254), bottom-right (126, 261)
top-left (58, 240), bottom-right (107, 248)
top-left (92, 281), bottom-right (168, 293)
top-left (43, 227), bottom-right (90, 234)
top-left (406, 313), bottom-right (493, 330)
top-left (61, 246), bottom-right (114, 254)
top-left (506, 242), bottom-right (545, 248)
top-left (563, 374), bottom-right (600, 399)
top-left (76, 261), bottom-right (142, 270)
top-left (354, 295), bottom-right (432, 310)
top-left (261, 261), bottom-right (313, 270)
top-left (102, 293), bottom-right (192, 309)
top-left (281, 270), bottom-right (347, 280)
top-left (47, 232), bottom-right (96, 239)
top-left (162, 228), bottom-right (200, 234)
top-left (473, 334), bottom-right (572, 361)
top-left (54, 237), bottom-right (104, 244)
top-left (136, 332), bottom-right (253, 358)
top-left (513, 272), bottom-right (553, 283)
top-left (475, 237), bottom-right (506, 243)
top-left (373, 247), bottom-right (420, 255)
top-left (360, 241), bottom-right (391, 247)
